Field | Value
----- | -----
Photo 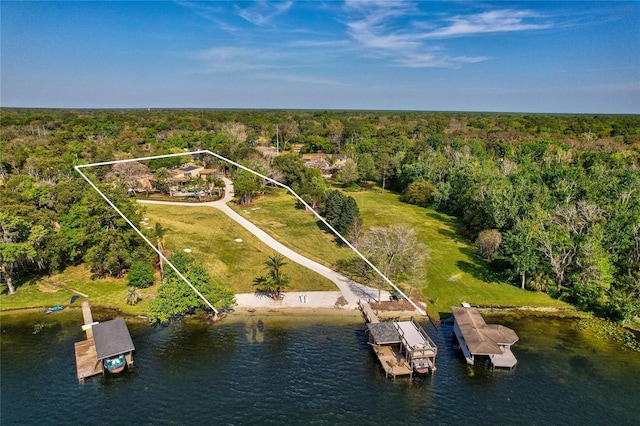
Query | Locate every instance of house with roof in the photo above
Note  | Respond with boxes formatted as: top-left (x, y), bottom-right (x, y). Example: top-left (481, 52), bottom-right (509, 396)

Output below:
top-left (172, 164), bottom-right (204, 179)
top-left (301, 153), bottom-right (332, 177)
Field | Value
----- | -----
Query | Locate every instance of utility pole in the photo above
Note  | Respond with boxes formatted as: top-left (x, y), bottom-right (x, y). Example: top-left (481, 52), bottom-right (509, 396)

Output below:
top-left (276, 124), bottom-right (280, 154)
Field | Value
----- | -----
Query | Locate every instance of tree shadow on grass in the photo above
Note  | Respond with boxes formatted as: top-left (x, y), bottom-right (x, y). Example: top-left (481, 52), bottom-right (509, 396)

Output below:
top-left (315, 219), bottom-right (332, 233)
top-left (424, 211), bottom-right (468, 243)
top-left (456, 247), bottom-right (501, 283)
top-left (314, 219), bottom-right (347, 246)
top-left (2, 273), bottom-right (42, 294)
top-left (425, 210), bottom-right (456, 224)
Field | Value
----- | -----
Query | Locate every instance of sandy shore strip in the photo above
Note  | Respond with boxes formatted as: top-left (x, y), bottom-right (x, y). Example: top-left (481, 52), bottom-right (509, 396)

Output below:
top-left (235, 291), bottom-right (350, 309)
top-left (232, 291), bottom-right (425, 322)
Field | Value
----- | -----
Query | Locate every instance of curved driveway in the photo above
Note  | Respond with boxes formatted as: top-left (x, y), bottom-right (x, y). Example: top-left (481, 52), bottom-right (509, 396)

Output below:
top-left (138, 179), bottom-right (388, 308)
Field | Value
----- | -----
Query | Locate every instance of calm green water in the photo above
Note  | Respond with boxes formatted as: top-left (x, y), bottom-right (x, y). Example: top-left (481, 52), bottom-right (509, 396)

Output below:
top-left (1, 310), bottom-right (639, 425)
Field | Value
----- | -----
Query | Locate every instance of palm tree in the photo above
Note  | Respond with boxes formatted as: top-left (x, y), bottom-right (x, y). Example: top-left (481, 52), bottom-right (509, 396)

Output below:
top-left (253, 254), bottom-right (290, 300)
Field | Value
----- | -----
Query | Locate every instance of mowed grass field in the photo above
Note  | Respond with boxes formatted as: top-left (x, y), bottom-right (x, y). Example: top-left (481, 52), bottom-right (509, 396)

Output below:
top-left (349, 190), bottom-right (567, 316)
top-left (1, 265), bottom-right (155, 315)
top-left (233, 187), bottom-right (566, 317)
top-left (142, 204), bottom-right (335, 293)
top-left (231, 191), bottom-right (354, 267)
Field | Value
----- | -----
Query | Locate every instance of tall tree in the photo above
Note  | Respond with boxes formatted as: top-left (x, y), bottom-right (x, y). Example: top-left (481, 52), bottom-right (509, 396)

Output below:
top-left (361, 225), bottom-right (429, 300)
top-left (232, 168), bottom-right (264, 205)
top-left (500, 220), bottom-right (540, 289)
top-left (148, 253), bottom-right (235, 323)
top-left (324, 190), bottom-right (360, 235)
top-left (0, 213), bottom-right (46, 294)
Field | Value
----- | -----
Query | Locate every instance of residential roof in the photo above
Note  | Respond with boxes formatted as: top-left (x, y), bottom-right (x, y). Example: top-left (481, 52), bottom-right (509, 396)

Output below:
top-left (367, 322), bottom-right (401, 345)
top-left (92, 317), bottom-right (135, 360)
top-left (180, 165), bottom-right (202, 172)
top-left (451, 307), bottom-right (519, 355)
top-left (301, 153), bottom-right (329, 160)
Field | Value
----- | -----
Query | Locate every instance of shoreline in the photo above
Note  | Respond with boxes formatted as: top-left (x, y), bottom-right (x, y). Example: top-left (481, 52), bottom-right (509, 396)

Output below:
top-left (1, 295), bottom-right (581, 322)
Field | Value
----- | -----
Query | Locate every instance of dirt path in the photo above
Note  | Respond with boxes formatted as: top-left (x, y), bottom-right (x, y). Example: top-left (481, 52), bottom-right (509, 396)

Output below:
top-left (138, 178), bottom-right (388, 308)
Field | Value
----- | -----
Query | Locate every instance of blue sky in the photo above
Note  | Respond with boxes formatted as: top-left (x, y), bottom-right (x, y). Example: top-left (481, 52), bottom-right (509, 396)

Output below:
top-left (2, 1), bottom-right (638, 113)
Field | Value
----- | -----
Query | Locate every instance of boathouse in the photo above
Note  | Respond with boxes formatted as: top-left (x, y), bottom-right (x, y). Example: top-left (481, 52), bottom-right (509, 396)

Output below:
top-left (451, 306), bottom-right (519, 369)
top-left (92, 318), bottom-right (135, 372)
top-left (75, 299), bottom-right (135, 382)
top-left (361, 301), bottom-right (437, 378)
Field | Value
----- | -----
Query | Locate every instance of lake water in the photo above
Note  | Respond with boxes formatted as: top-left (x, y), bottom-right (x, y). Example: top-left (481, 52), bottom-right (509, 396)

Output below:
top-left (1, 309), bottom-right (639, 425)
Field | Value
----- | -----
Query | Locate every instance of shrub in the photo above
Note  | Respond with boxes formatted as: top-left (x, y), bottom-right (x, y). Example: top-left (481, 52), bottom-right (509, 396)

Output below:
top-left (126, 261), bottom-right (156, 288)
top-left (476, 229), bottom-right (502, 260)
top-left (401, 180), bottom-right (436, 207)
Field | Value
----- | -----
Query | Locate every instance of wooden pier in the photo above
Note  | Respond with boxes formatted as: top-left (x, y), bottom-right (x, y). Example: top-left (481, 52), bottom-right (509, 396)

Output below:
top-left (75, 299), bottom-right (103, 383)
top-left (359, 301), bottom-right (437, 378)
top-left (359, 300), bottom-right (380, 324)
top-left (74, 299), bottom-right (135, 382)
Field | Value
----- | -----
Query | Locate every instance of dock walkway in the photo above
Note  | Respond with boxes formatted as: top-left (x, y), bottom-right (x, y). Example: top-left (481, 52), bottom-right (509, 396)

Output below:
top-left (75, 339), bottom-right (103, 381)
top-left (359, 300), bottom-right (380, 324)
top-left (75, 299), bottom-right (103, 382)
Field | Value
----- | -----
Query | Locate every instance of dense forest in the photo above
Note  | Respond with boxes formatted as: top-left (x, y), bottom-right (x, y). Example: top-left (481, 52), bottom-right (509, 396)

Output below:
top-left (1, 109), bottom-right (639, 323)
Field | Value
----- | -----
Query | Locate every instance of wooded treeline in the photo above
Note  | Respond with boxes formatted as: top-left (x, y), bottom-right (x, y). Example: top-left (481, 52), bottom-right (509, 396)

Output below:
top-left (1, 109), bottom-right (639, 322)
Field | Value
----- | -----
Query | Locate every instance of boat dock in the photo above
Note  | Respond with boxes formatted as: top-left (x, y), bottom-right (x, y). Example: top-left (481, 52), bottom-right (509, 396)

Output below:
top-left (359, 301), bottom-right (437, 378)
top-left (74, 299), bottom-right (103, 382)
top-left (74, 299), bottom-right (135, 382)
top-left (451, 306), bottom-right (519, 369)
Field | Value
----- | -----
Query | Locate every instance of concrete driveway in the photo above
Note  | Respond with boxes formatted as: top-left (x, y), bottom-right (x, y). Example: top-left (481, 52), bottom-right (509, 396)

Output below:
top-left (138, 178), bottom-right (389, 308)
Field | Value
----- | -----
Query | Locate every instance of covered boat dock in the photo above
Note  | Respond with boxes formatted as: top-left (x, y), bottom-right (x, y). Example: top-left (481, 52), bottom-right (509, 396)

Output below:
top-left (74, 299), bottom-right (135, 382)
top-left (93, 318), bottom-right (135, 373)
top-left (451, 306), bottom-right (519, 369)
top-left (360, 301), bottom-right (437, 378)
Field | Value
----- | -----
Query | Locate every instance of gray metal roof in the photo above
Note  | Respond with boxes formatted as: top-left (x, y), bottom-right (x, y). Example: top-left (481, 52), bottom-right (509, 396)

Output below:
top-left (92, 317), bottom-right (135, 360)
top-left (367, 322), bottom-right (401, 345)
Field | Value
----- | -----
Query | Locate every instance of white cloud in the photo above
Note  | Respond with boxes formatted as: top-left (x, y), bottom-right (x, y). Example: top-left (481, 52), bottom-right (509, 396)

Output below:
top-left (236, 0), bottom-right (294, 25)
top-left (176, 1), bottom-right (240, 32)
top-left (396, 53), bottom-right (487, 69)
top-left (189, 47), bottom-right (282, 72)
top-left (423, 9), bottom-right (551, 38)
top-left (343, 2), bottom-right (552, 68)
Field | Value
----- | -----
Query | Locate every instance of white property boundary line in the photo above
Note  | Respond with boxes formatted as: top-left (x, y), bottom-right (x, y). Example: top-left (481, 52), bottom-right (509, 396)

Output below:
top-left (75, 150), bottom-right (427, 316)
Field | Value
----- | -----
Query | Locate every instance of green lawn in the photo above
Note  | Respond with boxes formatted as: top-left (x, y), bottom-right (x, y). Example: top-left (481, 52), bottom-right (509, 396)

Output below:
top-left (2, 188), bottom-right (567, 318)
top-left (1, 265), bottom-right (155, 315)
top-left (233, 187), bottom-right (567, 317)
top-left (349, 190), bottom-right (567, 316)
top-left (142, 204), bottom-right (335, 293)
top-left (231, 191), bottom-right (354, 267)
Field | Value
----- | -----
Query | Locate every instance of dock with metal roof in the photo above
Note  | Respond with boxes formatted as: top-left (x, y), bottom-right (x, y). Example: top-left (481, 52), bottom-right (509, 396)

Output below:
top-left (74, 299), bottom-right (135, 382)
